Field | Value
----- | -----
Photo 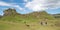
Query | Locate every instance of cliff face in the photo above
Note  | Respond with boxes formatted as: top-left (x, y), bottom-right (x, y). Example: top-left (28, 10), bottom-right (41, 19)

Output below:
top-left (3, 8), bottom-right (17, 16)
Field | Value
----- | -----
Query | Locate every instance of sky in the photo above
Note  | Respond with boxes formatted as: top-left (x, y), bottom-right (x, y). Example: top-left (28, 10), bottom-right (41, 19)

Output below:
top-left (0, 0), bottom-right (60, 15)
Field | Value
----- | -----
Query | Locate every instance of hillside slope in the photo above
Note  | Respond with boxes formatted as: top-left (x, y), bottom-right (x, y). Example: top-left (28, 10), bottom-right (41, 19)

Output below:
top-left (0, 8), bottom-right (60, 30)
top-left (0, 8), bottom-right (55, 22)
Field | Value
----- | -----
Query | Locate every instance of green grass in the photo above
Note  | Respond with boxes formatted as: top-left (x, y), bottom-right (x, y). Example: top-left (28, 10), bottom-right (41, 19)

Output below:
top-left (0, 20), bottom-right (60, 30)
top-left (0, 15), bottom-right (60, 30)
top-left (0, 21), bottom-right (13, 30)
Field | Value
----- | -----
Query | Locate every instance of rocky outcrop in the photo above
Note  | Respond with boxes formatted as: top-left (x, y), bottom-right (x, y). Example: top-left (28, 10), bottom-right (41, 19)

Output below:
top-left (3, 8), bottom-right (17, 16)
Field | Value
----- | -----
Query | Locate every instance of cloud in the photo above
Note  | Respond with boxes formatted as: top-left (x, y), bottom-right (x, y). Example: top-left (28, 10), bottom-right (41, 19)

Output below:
top-left (24, 0), bottom-right (28, 2)
top-left (0, 1), bottom-right (11, 6)
top-left (0, 1), bottom-right (23, 10)
top-left (25, 0), bottom-right (60, 11)
top-left (13, 5), bottom-right (23, 10)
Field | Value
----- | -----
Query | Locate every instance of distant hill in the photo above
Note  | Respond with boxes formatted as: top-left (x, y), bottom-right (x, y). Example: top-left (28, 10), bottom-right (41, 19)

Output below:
top-left (0, 15), bottom-right (2, 18)
top-left (52, 14), bottom-right (60, 19)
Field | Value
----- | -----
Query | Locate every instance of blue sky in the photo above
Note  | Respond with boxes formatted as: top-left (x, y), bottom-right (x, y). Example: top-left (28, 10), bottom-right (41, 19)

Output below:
top-left (0, 0), bottom-right (60, 15)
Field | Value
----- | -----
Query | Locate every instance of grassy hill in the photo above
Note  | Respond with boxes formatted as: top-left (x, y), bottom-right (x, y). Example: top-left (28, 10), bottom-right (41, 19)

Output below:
top-left (0, 8), bottom-right (60, 30)
top-left (52, 14), bottom-right (60, 20)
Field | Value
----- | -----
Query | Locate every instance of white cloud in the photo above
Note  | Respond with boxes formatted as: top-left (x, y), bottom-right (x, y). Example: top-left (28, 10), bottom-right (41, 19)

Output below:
top-left (13, 5), bottom-right (23, 10)
top-left (0, 1), bottom-right (11, 6)
top-left (24, 0), bottom-right (28, 2)
top-left (0, 1), bottom-right (23, 10)
top-left (25, 0), bottom-right (60, 11)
